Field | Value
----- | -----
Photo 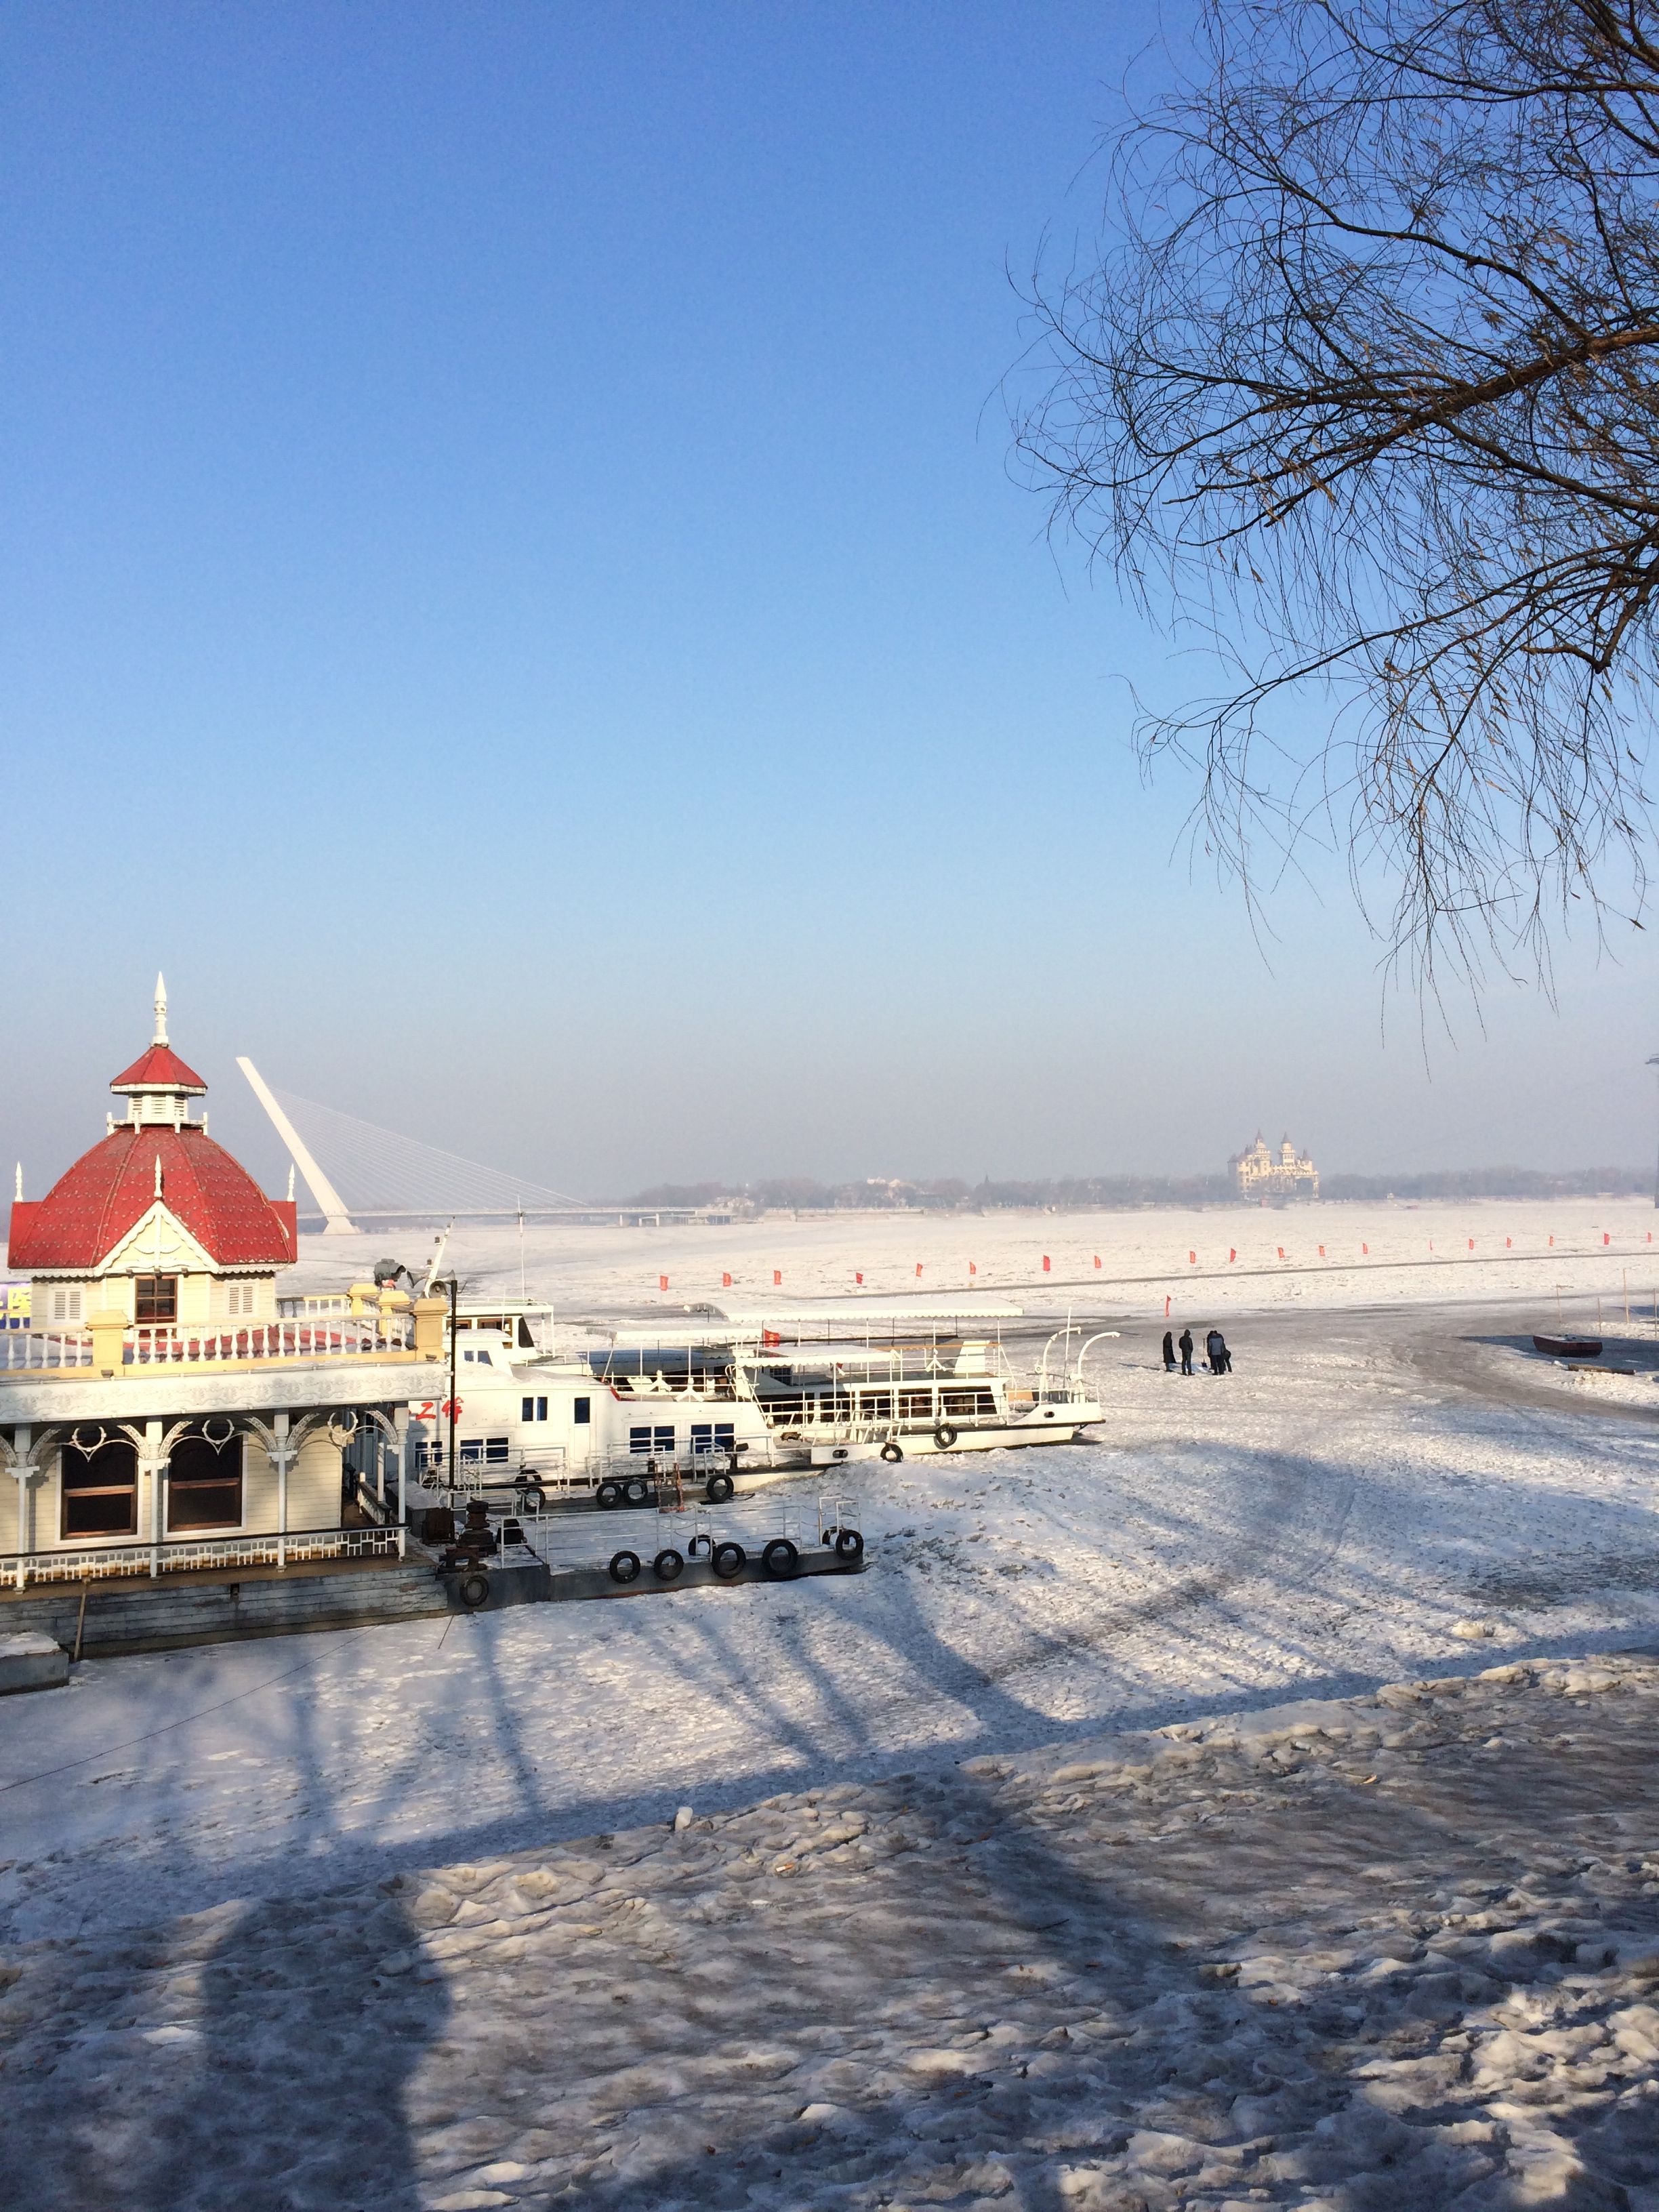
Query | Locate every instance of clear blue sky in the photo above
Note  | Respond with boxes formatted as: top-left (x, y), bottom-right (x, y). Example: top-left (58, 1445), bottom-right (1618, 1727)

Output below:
top-left (3, 1), bottom-right (1654, 1203)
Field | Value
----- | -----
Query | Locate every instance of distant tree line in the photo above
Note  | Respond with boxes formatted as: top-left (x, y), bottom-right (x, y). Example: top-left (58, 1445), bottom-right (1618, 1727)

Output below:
top-left (623, 1166), bottom-right (1650, 1211)
top-left (1322, 1166), bottom-right (1648, 1203)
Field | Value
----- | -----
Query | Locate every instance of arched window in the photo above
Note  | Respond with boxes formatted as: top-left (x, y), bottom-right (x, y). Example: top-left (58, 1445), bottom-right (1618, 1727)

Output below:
top-left (167, 1431), bottom-right (243, 1532)
top-left (62, 1440), bottom-right (137, 1538)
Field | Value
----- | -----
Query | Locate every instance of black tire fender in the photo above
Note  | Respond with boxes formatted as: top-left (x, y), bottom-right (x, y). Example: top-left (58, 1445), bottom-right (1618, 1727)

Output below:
top-left (834, 1528), bottom-right (864, 1561)
top-left (458, 1568), bottom-right (491, 1610)
top-left (933, 1423), bottom-right (958, 1450)
top-left (609, 1549), bottom-right (642, 1585)
top-left (762, 1537), bottom-right (799, 1580)
top-left (687, 1532), bottom-right (712, 1557)
top-left (879, 1440), bottom-right (903, 1463)
top-left (624, 1477), bottom-right (649, 1505)
top-left (518, 1486), bottom-right (546, 1515)
top-left (653, 1547), bottom-right (684, 1583)
top-left (596, 1480), bottom-right (620, 1510)
top-left (705, 1471), bottom-right (735, 1504)
top-left (711, 1540), bottom-right (747, 1580)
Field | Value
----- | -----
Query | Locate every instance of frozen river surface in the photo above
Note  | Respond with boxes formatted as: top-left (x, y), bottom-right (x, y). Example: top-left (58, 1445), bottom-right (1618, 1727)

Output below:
top-left (7, 1234), bottom-right (1659, 2207)
top-left (4, 1293), bottom-right (1659, 1945)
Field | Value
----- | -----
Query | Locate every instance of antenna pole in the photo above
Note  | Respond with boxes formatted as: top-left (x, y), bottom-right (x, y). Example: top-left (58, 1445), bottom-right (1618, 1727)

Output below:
top-left (447, 1275), bottom-right (459, 1498)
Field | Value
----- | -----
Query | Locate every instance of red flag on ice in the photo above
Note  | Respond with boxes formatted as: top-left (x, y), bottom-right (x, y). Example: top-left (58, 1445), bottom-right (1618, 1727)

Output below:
top-left (1605, 1232), bottom-right (1612, 1246)
top-left (1229, 1248), bottom-right (1236, 1263)
top-left (855, 1271), bottom-right (863, 1284)
top-left (1318, 1245), bottom-right (1325, 1258)
top-left (722, 1272), bottom-right (732, 1288)
top-left (1362, 1243), bottom-right (1369, 1255)
top-left (1042, 1255), bottom-right (1051, 1272)
top-left (659, 1275), bottom-right (669, 1291)
top-left (773, 1269), bottom-right (782, 1285)
top-left (1189, 1250), bottom-right (1196, 1264)
top-left (1550, 1235), bottom-right (1555, 1246)
top-left (1505, 1239), bottom-right (1511, 1250)
top-left (1277, 1246), bottom-right (1286, 1260)
top-left (916, 1263), bottom-right (923, 1277)
top-left (969, 1261), bottom-right (977, 1276)
top-left (1093, 1255), bottom-right (1101, 1269)
top-left (1164, 1294), bottom-right (1171, 1317)
top-left (1468, 1239), bottom-right (1475, 1252)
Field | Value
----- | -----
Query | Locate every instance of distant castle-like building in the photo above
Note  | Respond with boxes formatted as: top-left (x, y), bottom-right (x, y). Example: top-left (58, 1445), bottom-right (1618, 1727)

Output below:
top-left (1231, 1132), bottom-right (1319, 1202)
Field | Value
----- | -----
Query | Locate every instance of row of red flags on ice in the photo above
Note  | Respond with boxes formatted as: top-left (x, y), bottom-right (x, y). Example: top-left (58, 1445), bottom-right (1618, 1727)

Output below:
top-left (652, 1228), bottom-right (1652, 1292)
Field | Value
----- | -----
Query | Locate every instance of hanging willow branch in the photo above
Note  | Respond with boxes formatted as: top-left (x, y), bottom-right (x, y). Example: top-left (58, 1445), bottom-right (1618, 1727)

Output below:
top-left (1015, 0), bottom-right (1659, 985)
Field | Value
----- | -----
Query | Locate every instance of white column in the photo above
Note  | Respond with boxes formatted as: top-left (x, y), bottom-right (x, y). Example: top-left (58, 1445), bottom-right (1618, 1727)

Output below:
top-left (145, 1418), bottom-right (164, 1578)
top-left (274, 1410), bottom-right (290, 1570)
top-left (11, 1427), bottom-right (30, 1589)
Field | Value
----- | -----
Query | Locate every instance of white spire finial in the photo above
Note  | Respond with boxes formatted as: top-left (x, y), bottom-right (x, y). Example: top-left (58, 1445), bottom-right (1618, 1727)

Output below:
top-left (13, 1163), bottom-right (20, 1202)
top-left (286, 1163), bottom-right (295, 1202)
top-left (153, 972), bottom-right (168, 1046)
top-left (154, 1153), bottom-right (163, 1199)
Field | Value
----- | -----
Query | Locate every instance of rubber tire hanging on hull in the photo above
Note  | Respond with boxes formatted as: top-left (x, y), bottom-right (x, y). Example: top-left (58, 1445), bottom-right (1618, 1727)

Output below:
top-left (933, 1423), bottom-right (958, 1450)
top-left (711, 1540), bottom-right (747, 1580)
top-left (705, 1471), bottom-right (735, 1503)
top-left (459, 1569), bottom-right (491, 1609)
top-left (653, 1547), bottom-right (684, 1582)
top-left (834, 1528), bottom-right (864, 1561)
top-left (762, 1538), bottom-right (799, 1580)
top-left (879, 1441), bottom-right (903, 1463)
top-left (609, 1550), bottom-right (642, 1584)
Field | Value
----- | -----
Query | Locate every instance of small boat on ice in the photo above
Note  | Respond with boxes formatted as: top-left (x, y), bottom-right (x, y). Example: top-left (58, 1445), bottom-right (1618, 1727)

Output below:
top-left (1533, 1334), bottom-right (1603, 1359)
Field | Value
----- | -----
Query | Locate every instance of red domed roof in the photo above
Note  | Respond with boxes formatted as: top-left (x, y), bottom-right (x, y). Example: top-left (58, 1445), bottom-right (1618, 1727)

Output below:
top-left (110, 1043), bottom-right (207, 1095)
top-left (7, 1125), bottom-right (297, 1271)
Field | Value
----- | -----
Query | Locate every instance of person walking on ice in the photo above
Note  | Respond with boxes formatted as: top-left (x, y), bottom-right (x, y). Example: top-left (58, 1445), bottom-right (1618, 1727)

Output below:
top-left (1162, 1329), bottom-right (1176, 1372)
top-left (1179, 1326), bottom-right (1194, 1375)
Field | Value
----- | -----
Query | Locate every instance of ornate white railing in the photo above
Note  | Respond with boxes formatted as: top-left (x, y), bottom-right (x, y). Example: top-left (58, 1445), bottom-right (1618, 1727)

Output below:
top-left (2, 1521), bottom-right (405, 1588)
top-left (0, 1315), bottom-right (417, 1374)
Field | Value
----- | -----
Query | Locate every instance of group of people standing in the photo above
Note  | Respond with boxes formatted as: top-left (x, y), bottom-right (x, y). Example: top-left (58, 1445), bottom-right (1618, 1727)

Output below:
top-left (1163, 1326), bottom-right (1232, 1375)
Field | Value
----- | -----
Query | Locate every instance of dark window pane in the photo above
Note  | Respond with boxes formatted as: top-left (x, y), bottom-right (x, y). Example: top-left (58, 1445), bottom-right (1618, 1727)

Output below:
top-left (135, 1275), bottom-right (178, 1323)
top-left (62, 1441), bottom-right (138, 1539)
top-left (485, 1437), bottom-right (510, 1463)
top-left (522, 1397), bottom-right (534, 1422)
top-left (573, 1397), bottom-right (590, 1425)
top-left (536, 1397), bottom-right (548, 1421)
top-left (167, 1436), bottom-right (243, 1532)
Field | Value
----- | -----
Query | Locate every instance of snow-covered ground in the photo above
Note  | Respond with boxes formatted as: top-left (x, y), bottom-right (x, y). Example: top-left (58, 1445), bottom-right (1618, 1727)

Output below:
top-left (6, 1208), bottom-right (1659, 2206)
top-left (7, 1657), bottom-right (1659, 2209)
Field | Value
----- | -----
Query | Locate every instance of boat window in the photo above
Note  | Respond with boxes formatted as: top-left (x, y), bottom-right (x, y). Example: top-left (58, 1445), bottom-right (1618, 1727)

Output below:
top-left (899, 1389), bottom-right (933, 1420)
top-left (459, 1439), bottom-right (483, 1465)
top-left (859, 1391), bottom-right (893, 1419)
top-left (520, 1396), bottom-right (550, 1422)
top-left (573, 1397), bottom-right (590, 1425)
top-left (943, 1389), bottom-right (996, 1418)
top-left (485, 1437), bottom-right (510, 1463)
top-left (463, 1348), bottom-right (493, 1366)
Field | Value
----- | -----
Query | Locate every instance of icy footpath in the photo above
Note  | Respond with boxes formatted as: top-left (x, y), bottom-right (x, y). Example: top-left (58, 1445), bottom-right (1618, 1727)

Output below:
top-left (7, 1660), bottom-right (1659, 2211)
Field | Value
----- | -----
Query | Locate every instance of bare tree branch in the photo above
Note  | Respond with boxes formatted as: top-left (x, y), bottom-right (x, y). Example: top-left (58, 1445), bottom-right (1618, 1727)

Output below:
top-left (1014, 0), bottom-right (1659, 987)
